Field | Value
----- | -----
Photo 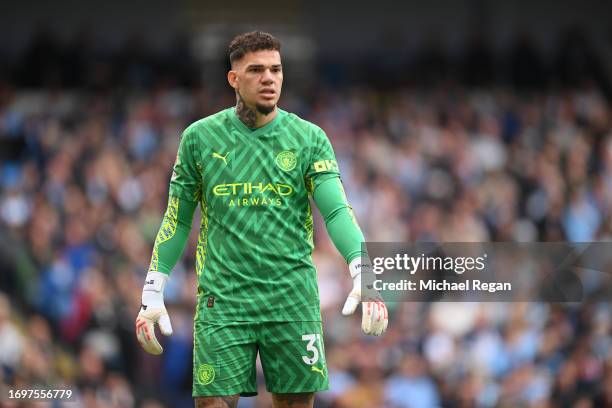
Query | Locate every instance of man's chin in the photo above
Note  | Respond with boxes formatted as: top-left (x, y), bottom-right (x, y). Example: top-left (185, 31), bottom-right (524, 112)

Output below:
top-left (255, 103), bottom-right (276, 115)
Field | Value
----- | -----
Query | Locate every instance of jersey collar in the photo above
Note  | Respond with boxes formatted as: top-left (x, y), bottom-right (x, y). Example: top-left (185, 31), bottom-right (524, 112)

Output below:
top-left (229, 106), bottom-right (285, 137)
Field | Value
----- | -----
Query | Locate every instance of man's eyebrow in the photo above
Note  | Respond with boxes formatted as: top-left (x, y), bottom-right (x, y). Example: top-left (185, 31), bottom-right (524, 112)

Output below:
top-left (246, 64), bottom-right (283, 69)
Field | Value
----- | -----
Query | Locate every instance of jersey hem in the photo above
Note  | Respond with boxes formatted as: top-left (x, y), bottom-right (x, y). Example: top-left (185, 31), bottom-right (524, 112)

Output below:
top-left (194, 316), bottom-right (323, 324)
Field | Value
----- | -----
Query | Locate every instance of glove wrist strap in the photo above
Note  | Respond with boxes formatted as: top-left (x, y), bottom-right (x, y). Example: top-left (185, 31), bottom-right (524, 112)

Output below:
top-left (349, 257), bottom-right (370, 279)
top-left (142, 272), bottom-right (168, 309)
top-left (144, 271), bottom-right (168, 292)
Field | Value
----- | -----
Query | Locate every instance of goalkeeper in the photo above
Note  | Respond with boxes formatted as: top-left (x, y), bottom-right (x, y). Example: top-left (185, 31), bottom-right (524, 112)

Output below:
top-left (135, 31), bottom-right (388, 408)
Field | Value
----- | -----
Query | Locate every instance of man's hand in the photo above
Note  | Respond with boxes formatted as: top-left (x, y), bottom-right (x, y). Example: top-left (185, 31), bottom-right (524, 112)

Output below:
top-left (342, 258), bottom-right (388, 336)
top-left (135, 272), bottom-right (173, 355)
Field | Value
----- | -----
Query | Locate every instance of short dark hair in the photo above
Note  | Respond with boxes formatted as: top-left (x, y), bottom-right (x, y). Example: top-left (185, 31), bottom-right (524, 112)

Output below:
top-left (228, 31), bottom-right (281, 66)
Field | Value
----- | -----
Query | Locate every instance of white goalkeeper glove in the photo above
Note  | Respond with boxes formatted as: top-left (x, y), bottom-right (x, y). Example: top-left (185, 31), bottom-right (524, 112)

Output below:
top-left (342, 257), bottom-right (388, 336)
top-left (135, 272), bottom-right (173, 355)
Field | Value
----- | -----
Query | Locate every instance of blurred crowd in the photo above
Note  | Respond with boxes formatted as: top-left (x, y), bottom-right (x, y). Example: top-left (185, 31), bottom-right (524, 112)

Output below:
top-left (1, 82), bottom-right (611, 407)
top-left (1, 64), bottom-right (612, 406)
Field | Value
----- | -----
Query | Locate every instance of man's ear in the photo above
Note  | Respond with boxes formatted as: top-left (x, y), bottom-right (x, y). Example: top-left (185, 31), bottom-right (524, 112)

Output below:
top-left (227, 70), bottom-right (238, 90)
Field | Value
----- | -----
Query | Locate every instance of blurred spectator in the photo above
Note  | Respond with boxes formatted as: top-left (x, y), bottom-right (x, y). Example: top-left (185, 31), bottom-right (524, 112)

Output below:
top-left (385, 354), bottom-right (440, 408)
top-left (0, 293), bottom-right (23, 376)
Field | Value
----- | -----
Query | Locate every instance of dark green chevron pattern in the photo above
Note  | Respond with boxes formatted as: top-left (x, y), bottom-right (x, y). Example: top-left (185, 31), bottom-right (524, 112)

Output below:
top-left (172, 108), bottom-right (340, 323)
top-left (192, 320), bottom-right (258, 397)
top-left (258, 320), bottom-right (329, 393)
top-left (192, 320), bottom-right (328, 396)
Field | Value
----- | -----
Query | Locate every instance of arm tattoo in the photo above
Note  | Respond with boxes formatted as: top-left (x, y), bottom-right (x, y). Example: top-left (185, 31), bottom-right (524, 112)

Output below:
top-left (194, 395), bottom-right (239, 408)
top-left (236, 93), bottom-right (257, 128)
top-left (272, 392), bottom-right (315, 408)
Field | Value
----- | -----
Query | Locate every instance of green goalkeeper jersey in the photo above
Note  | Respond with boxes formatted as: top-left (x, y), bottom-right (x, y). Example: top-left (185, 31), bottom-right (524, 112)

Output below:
top-left (166, 107), bottom-right (341, 322)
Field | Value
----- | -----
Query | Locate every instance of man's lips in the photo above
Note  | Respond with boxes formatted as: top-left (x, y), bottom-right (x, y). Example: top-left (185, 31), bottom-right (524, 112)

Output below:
top-left (259, 90), bottom-right (276, 97)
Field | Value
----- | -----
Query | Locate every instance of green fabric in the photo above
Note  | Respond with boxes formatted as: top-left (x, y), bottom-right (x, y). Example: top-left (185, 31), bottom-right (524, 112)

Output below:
top-left (148, 196), bottom-right (196, 274)
top-left (192, 320), bottom-right (328, 397)
top-left (158, 107), bottom-right (341, 322)
top-left (313, 176), bottom-right (366, 264)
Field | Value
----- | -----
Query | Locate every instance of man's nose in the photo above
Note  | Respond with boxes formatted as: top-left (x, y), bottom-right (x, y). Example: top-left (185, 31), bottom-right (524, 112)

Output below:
top-left (261, 69), bottom-right (274, 83)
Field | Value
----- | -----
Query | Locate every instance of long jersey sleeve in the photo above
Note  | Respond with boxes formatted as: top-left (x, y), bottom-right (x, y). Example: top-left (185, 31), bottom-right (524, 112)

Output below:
top-left (313, 176), bottom-right (366, 264)
top-left (148, 196), bottom-right (197, 275)
top-left (147, 127), bottom-right (201, 276)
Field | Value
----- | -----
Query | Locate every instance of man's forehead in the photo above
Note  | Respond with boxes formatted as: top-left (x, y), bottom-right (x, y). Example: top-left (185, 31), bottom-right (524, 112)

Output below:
top-left (238, 50), bottom-right (281, 67)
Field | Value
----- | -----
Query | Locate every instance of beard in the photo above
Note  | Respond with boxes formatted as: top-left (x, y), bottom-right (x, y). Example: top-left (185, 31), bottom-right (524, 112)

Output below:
top-left (255, 102), bottom-right (275, 115)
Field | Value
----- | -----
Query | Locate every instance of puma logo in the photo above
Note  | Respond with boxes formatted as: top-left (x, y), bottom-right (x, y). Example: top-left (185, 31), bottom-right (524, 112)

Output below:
top-left (311, 366), bottom-right (326, 378)
top-left (211, 152), bottom-right (229, 165)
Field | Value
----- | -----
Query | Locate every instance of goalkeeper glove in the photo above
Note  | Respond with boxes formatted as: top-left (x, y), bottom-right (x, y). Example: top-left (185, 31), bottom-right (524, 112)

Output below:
top-left (135, 272), bottom-right (173, 355)
top-left (342, 257), bottom-right (388, 336)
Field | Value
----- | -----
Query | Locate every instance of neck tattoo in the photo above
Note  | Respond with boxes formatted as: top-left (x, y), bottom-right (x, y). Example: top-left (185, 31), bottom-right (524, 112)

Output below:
top-left (236, 94), bottom-right (257, 128)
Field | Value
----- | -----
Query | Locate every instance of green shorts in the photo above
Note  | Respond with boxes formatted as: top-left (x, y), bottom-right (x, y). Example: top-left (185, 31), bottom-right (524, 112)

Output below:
top-left (192, 320), bottom-right (329, 397)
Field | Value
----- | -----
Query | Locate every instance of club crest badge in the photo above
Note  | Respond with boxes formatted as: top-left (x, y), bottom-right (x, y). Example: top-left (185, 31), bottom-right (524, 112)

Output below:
top-left (276, 151), bottom-right (297, 172)
top-left (197, 364), bottom-right (215, 385)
